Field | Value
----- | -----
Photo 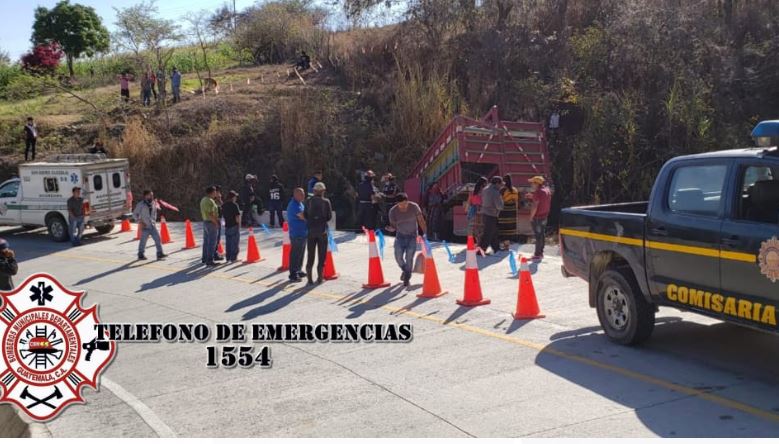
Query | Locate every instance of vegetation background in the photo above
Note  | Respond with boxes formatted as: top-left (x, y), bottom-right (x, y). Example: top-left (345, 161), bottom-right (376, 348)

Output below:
top-left (1, 0), bottom-right (777, 227)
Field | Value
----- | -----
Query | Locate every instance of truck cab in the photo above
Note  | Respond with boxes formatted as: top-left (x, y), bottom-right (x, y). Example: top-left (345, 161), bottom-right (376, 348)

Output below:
top-left (560, 121), bottom-right (779, 344)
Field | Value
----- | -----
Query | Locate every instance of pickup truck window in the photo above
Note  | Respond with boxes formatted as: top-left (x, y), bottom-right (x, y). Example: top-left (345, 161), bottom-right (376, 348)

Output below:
top-left (667, 164), bottom-right (728, 217)
top-left (737, 165), bottom-right (779, 224)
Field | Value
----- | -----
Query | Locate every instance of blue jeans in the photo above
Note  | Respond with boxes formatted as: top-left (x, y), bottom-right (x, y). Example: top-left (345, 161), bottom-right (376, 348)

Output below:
top-left (268, 201), bottom-right (284, 227)
top-left (225, 225), bottom-right (240, 261)
top-left (68, 216), bottom-right (84, 246)
top-left (289, 236), bottom-right (307, 278)
top-left (202, 221), bottom-right (219, 264)
top-left (139, 224), bottom-right (163, 257)
top-left (394, 234), bottom-right (417, 278)
top-left (532, 218), bottom-right (547, 256)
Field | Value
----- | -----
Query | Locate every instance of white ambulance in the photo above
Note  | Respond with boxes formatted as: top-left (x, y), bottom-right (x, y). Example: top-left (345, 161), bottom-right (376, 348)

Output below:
top-left (0, 154), bottom-right (132, 241)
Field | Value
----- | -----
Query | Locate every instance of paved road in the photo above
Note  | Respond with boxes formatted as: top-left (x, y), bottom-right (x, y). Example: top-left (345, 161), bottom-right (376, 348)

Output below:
top-left (5, 223), bottom-right (779, 437)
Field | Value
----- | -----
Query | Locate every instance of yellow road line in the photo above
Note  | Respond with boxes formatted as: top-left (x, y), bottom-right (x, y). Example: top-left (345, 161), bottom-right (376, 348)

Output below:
top-left (560, 228), bottom-right (757, 263)
top-left (52, 251), bottom-right (779, 424)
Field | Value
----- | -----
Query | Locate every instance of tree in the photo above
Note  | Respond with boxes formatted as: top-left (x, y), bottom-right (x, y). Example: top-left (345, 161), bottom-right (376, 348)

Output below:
top-left (31, 0), bottom-right (110, 77)
top-left (113, 1), bottom-right (182, 70)
top-left (21, 42), bottom-right (64, 75)
top-left (0, 50), bottom-right (10, 66)
top-left (186, 11), bottom-right (217, 84)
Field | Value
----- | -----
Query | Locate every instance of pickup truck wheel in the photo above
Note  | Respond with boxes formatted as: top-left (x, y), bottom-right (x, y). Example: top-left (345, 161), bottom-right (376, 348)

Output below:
top-left (596, 269), bottom-right (655, 345)
top-left (95, 223), bottom-right (114, 235)
top-left (46, 215), bottom-right (69, 242)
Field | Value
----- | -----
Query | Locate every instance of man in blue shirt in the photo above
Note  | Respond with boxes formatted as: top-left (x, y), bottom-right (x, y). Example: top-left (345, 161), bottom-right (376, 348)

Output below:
top-left (286, 187), bottom-right (308, 282)
top-left (170, 67), bottom-right (182, 103)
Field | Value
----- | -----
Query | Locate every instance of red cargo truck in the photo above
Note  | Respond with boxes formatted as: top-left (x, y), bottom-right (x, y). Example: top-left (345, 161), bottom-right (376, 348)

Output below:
top-left (404, 106), bottom-right (552, 239)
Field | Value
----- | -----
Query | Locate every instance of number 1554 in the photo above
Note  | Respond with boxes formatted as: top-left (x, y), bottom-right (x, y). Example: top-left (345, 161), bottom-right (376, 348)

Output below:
top-left (206, 346), bottom-right (272, 369)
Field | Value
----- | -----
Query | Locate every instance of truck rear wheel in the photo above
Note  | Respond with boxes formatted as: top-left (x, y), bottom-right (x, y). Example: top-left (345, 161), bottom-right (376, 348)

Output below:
top-left (596, 268), bottom-right (655, 345)
top-left (46, 214), bottom-right (68, 242)
top-left (95, 223), bottom-right (114, 235)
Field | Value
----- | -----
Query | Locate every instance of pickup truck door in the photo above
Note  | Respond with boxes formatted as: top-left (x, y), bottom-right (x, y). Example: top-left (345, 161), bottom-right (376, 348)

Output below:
top-left (720, 160), bottom-right (779, 329)
top-left (0, 180), bottom-right (21, 224)
top-left (645, 161), bottom-right (730, 302)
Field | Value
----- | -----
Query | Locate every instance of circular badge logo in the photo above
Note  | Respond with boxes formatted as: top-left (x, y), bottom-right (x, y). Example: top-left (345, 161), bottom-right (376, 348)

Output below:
top-left (759, 237), bottom-right (779, 283)
top-left (0, 273), bottom-right (115, 421)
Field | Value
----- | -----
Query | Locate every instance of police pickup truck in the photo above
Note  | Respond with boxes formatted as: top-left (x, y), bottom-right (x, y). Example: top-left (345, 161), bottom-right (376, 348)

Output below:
top-left (560, 121), bottom-right (779, 344)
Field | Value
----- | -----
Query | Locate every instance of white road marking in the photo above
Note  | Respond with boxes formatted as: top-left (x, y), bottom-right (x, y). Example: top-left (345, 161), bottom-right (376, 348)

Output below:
top-left (100, 377), bottom-right (177, 438)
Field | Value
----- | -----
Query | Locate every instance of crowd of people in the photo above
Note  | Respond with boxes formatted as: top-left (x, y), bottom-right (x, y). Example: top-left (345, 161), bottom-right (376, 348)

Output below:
top-left (117, 66), bottom-right (182, 105)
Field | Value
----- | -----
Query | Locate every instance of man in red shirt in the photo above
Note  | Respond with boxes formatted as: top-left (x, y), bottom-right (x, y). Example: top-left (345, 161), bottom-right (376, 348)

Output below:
top-left (526, 176), bottom-right (552, 261)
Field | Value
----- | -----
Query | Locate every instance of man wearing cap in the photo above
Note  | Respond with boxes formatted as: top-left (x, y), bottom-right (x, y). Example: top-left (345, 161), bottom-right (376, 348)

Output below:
top-left (478, 176), bottom-right (505, 255)
top-left (388, 193), bottom-right (427, 287)
top-left (526, 176), bottom-right (552, 260)
top-left (304, 182), bottom-right (332, 285)
top-left (0, 239), bottom-right (17, 291)
top-left (67, 187), bottom-right (86, 246)
top-left (268, 174), bottom-right (285, 228)
top-left (357, 170), bottom-right (378, 230)
top-left (133, 190), bottom-right (167, 260)
top-left (240, 174), bottom-right (258, 228)
top-left (287, 188), bottom-right (308, 282)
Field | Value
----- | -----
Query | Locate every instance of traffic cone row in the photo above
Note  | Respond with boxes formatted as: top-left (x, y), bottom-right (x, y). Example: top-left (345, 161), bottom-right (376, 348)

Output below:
top-left (124, 218), bottom-right (543, 321)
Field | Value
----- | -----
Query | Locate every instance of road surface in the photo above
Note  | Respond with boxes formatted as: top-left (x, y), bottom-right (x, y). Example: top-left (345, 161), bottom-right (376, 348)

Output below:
top-left (5, 223), bottom-right (779, 437)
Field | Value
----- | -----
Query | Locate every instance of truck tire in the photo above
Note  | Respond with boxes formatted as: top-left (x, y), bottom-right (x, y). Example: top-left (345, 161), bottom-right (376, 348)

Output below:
top-left (95, 223), bottom-right (114, 235)
top-left (595, 268), bottom-right (655, 345)
top-left (46, 214), bottom-right (69, 242)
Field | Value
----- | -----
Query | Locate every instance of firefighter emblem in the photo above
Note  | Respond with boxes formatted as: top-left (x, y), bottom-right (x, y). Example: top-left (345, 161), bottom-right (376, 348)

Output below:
top-left (759, 237), bottom-right (779, 283)
top-left (0, 273), bottom-right (115, 420)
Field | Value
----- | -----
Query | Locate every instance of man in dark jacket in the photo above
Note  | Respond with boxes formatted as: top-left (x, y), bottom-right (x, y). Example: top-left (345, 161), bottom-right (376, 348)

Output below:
top-left (304, 182), bottom-right (332, 285)
top-left (0, 239), bottom-right (18, 291)
top-left (23, 117), bottom-right (37, 161)
top-left (357, 170), bottom-right (378, 230)
top-left (239, 174), bottom-right (257, 228)
top-left (268, 175), bottom-right (285, 228)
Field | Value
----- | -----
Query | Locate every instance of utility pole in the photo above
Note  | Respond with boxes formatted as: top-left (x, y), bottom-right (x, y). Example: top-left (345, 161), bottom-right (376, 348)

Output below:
top-left (233, 0), bottom-right (236, 33)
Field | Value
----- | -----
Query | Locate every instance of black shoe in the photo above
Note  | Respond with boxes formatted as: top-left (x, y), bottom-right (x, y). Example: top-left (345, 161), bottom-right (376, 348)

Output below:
top-left (289, 276), bottom-right (302, 283)
top-left (214, 255), bottom-right (225, 261)
top-left (157, 253), bottom-right (167, 260)
top-left (307, 278), bottom-right (314, 286)
top-left (138, 255), bottom-right (147, 260)
top-left (403, 278), bottom-right (410, 287)
top-left (298, 271), bottom-right (307, 278)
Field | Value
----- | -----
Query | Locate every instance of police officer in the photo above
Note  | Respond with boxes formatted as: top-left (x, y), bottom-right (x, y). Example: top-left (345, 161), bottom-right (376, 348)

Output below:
top-left (357, 170), bottom-right (378, 230)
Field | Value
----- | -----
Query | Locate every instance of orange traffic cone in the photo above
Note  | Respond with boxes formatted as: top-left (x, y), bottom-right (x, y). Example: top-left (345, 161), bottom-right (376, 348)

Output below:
top-left (217, 241), bottom-right (225, 255)
top-left (277, 222), bottom-right (290, 271)
top-left (457, 236), bottom-right (490, 306)
top-left (160, 217), bottom-right (171, 244)
top-left (513, 256), bottom-right (545, 320)
top-left (323, 240), bottom-right (338, 280)
top-left (244, 228), bottom-right (262, 263)
top-left (363, 230), bottom-right (390, 288)
top-left (121, 218), bottom-right (132, 232)
top-left (134, 222), bottom-right (141, 240)
top-left (417, 237), bottom-right (446, 298)
top-left (184, 219), bottom-right (197, 249)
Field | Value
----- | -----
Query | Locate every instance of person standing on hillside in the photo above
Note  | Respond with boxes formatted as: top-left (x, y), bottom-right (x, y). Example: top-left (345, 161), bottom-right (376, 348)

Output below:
top-left (304, 182), bottom-right (332, 285)
top-left (357, 170), bottom-right (378, 230)
top-left (118, 72), bottom-right (132, 103)
top-left (222, 190), bottom-right (241, 262)
top-left (478, 176), bottom-right (505, 255)
top-left (0, 239), bottom-right (18, 291)
top-left (23, 117), bottom-right (38, 161)
top-left (287, 188), bottom-right (307, 282)
top-left (307, 171), bottom-right (323, 197)
top-left (240, 174), bottom-right (257, 227)
top-left (171, 67), bottom-right (182, 103)
top-left (268, 175), bottom-right (285, 228)
top-left (141, 71), bottom-right (153, 106)
top-left (156, 66), bottom-right (166, 103)
top-left (133, 190), bottom-right (167, 261)
top-left (67, 187), bottom-right (85, 247)
top-left (149, 69), bottom-right (157, 101)
top-left (200, 186), bottom-right (220, 267)
top-left (388, 193), bottom-right (427, 287)
top-left (526, 176), bottom-right (552, 261)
